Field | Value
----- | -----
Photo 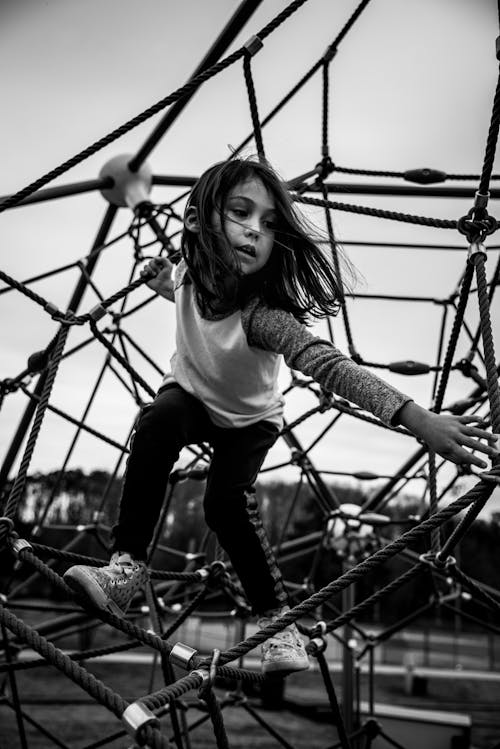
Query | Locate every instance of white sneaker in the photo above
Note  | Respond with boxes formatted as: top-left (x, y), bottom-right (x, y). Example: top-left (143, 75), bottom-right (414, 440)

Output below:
top-left (64, 551), bottom-right (148, 616)
top-left (258, 610), bottom-right (310, 675)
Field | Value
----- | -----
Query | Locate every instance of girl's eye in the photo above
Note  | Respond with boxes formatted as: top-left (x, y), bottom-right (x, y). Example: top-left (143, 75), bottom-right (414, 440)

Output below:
top-left (227, 207), bottom-right (247, 219)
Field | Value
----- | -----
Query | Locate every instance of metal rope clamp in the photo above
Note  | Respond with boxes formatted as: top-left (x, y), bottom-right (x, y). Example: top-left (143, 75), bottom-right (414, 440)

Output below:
top-left (88, 304), bottom-right (107, 322)
top-left (195, 567), bottom-right (210, 582)
top-left (169, 642), bottom-right (198, 671)
top-left (243, 35), bottom-right (263, 57)
top-left (122, 701), bottom-right (160, 741)
top-left (467, 241), bottom-right (487, 262)
top-left (309, 620), bottom-right (328, 655)
top-left (9, 536), bottom-right (32, 558)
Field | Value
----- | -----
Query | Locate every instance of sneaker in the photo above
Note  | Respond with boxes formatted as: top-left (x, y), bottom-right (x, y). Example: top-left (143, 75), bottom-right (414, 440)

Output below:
top-left (258, 610), bottom-right (310, 675)
top-left (63, 551), bottom-right (148, 616)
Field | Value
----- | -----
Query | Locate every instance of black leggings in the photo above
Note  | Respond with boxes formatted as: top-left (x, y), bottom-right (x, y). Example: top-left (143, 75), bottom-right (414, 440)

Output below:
top-left (112, 384), bottom-right (283, 614)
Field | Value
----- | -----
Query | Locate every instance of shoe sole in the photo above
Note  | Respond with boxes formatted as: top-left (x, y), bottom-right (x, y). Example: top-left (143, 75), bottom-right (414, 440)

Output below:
top-left (262, 659), bottom-right (310, 676)
top-left (64, 568), bottom-right (126, 618)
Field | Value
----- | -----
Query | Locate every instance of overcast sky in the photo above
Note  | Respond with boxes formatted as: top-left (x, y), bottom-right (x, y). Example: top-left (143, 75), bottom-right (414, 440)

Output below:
top-left (1, 0), bottom-right (499, 516)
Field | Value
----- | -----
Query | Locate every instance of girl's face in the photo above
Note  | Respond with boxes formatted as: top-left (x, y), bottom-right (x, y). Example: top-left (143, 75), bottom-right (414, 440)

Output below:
top-left (213, 177), bottom-right (277, 275)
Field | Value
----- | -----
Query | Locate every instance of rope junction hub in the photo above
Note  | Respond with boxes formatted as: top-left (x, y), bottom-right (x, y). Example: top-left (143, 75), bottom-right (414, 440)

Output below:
top-left (99, 154), bottom-right (153, 209)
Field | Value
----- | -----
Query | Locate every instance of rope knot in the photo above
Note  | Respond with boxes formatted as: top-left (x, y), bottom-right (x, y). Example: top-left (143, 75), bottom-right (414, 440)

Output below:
top-left (0, 378), bottom-right (18, 395)
top-left (315, 155), bottom-right (335, 181)
top-left (318, 389), bottom-right (333, 411)
top-left (457, 207), bottom-right (496, 244)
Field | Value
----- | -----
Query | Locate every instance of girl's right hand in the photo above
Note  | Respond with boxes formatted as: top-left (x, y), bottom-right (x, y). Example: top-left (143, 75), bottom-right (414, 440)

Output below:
top-left (140, 256), bottom-right (174, 298)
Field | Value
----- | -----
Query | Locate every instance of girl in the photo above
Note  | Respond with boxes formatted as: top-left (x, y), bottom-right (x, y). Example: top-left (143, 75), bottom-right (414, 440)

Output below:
top-left (64, 157), bottom-right (497, 675)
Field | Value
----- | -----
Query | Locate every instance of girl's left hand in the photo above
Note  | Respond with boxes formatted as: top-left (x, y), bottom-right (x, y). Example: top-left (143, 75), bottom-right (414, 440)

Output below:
top-left (398, 402), bottom-right (498, 469)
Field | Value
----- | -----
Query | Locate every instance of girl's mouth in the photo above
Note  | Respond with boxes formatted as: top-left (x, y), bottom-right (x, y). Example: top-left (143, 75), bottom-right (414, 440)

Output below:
top-left (237, 244), bottom-right (256, 258)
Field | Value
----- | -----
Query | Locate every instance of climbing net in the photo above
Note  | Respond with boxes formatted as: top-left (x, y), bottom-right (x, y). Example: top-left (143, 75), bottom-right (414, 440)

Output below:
top-left (1, 1), bottom-right (500, 747)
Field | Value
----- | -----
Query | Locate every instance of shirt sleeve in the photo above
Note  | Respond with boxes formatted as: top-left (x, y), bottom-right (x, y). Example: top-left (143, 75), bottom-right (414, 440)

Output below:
top-left (174, 258), bottom-right (187, 290)
top-left (243, 302), bottom-right (412, 426)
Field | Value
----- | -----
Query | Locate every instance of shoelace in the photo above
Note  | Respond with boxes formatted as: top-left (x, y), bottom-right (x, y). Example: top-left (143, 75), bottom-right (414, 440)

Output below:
top-left (266, 628), bottom-right (300, 649)
top-left (109, 562), bottom-right (136, 577)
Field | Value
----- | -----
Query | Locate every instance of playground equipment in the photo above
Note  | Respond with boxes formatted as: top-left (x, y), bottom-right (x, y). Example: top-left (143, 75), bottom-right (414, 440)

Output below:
top-left (1, 1), bottom-right (500, 747)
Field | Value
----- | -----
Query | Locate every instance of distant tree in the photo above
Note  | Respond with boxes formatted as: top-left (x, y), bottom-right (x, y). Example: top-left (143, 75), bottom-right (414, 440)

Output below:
top-left (4, 468), bottom-right (500, 629)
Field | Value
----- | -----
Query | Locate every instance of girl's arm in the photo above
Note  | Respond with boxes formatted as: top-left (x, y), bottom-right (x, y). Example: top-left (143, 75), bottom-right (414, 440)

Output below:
top-left (140, 257), bottom-right (175, 302)
top-left (245, 304), bottom-right (498, 469)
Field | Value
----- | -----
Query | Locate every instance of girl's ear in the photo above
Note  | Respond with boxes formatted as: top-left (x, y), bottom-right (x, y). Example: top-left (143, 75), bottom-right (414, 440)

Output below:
top-left (184, 206), bottom-right (200, 233)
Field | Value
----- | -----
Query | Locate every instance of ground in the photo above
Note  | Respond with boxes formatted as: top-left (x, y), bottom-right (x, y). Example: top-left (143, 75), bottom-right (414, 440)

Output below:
top-left (1, 661), bottom-right (500, 748)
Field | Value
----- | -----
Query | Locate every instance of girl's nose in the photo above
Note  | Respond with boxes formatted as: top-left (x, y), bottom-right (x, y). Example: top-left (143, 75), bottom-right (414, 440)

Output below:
top-left (244, 220), bottom-right (260, 237)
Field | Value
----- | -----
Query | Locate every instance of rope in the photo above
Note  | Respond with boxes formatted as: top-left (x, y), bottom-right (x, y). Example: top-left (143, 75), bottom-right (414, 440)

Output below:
top-left (315, 650), bottom-right (351, 749)
top-left (427, 452), bottom-right (441, 555)
top-left (1, 470), bottom-right (496, 741)
top-left (1, 327), bottom-right (68, 528)
top-left (243, 53), bottom-right (265, 162)
top-left (28, 544), bottom-right (204, 583)
top-left (319, 181), bottom-right (358, 355)
top-left (18, 381), bottom-right (130, 454)
top-left (322, 60), bottom-right (330, 160)
top-left (2, 2), bottom-right (499, 743)
top-left (293, 193), bottom-right (464, 229)
top-left (0, 268), bottom-right (148, 327)
top-left (332, 164), bottom-right (500, 181)
top-left (233, 0), bottom-right (373, 155)
top-left (0, 269), bottom-right (56, 314)
top-left (478, 67), bottom-right (500, 197)
top-left (450, 565), bottom-right (500, 616)
top-left (0, 0), bottom-right (310, 214)
top-left (12, 546), bottom-right (263, 687)
top-left (0, 604), bottom-right (127, 718)
top-left (245, 492), bottom-right (288, 607)
top-left (472, 253), bottom-right (500, 434)
top-left (89, 321), bottom-right (156, 399)
top-left (0, 639), bottom-right (143, 674)
top-left (204, 482), bottom-right (490, 668)
top-left (201, 687), bottom-right (230, 749)
top-left (432, 263), bottom-right (474, 412)
top-left (324, 563), bottom-right (425, 633)
top-left (437, 466), bottom-right (500, 561)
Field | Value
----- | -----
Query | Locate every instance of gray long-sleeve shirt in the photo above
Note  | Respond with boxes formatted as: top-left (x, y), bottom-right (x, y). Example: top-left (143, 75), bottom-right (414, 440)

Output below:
top-left (162, 261), bottom-right (412, 429)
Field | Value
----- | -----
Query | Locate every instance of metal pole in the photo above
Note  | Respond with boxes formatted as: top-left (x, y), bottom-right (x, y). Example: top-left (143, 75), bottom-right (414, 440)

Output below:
top-left (0, 178), bottom-right (111, 210)
top-left (0, 205), bottom-right (117, 493)
top-left (129, 0), bottom-right (264, 171)
top-left (361, 446), bottom-right (427, 513)
top-left (152, 174), bottom-right (500, 199)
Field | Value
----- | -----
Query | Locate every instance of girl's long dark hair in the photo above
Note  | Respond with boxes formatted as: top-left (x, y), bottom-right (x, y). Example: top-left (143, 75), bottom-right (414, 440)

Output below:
top-left (181, 157), bottom-right (349, 323)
